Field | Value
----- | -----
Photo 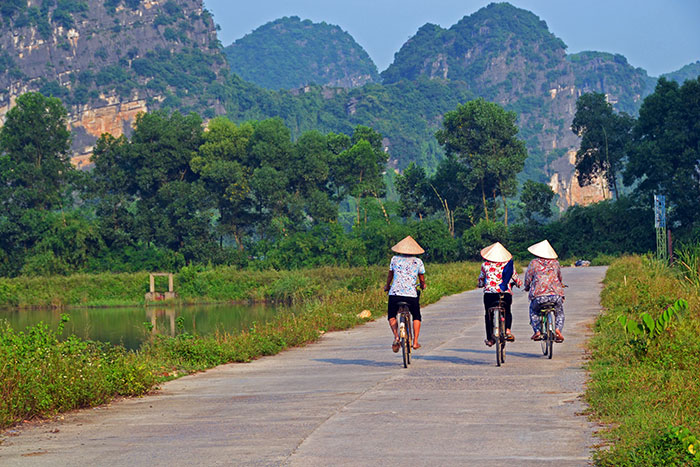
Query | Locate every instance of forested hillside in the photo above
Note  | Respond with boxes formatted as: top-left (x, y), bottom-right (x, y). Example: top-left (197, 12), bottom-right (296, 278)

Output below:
top-left (1, 1), bottom-right (698, 207)
top-left (662, 60), bottom-right (700, 85)
top-left (224, 16), bottom-right (379, 90)
top-left (217, 3), bottom-right (699, 209)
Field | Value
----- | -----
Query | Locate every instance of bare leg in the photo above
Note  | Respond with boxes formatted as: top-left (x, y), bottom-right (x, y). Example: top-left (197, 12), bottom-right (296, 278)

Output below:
top-left (412, 320), bottom-right (421, 348)
top-left (388, 317), bottom-right (399, 340)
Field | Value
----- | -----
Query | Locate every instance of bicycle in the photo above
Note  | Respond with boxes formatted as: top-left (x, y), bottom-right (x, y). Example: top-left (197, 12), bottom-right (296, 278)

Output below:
top-left (396, 301), bottom-right (412, 368)
top-left (487, 293), bottom-right (507, 366)
top-left (536, 302), bottom-right (556, 359)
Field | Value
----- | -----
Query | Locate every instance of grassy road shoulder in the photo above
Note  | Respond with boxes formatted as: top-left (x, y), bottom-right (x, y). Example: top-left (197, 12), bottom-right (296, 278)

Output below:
top-left (587, 255), bottom-right (700, 466)
top-left (0, 262), bottom-right (479, 429)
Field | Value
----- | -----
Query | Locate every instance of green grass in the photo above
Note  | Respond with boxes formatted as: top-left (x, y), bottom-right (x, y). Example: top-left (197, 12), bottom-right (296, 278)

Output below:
top-left (586, 255), bottom-right (700, 466)
top-left (0, 261), bottom-right (480, 429)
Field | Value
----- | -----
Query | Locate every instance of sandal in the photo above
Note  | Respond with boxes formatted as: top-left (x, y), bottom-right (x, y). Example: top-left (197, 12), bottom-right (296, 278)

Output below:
top-left (555, 331), bottom-right (564, 343)
top-left (484, 339), bottom-right (494, 347)
top-left (505, 332), bottom-right (515, 342)
top-left (392, 340), bottom-right (400, 353)
top-left (412, 343), bottom-right (421, 350)
top-left (531, 332), bottom-right (542, 341)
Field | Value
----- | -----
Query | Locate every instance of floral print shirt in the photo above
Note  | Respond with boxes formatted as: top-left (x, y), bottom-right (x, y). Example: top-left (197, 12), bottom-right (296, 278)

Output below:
top-left (478, 260), bottom-right (522, 294)
top-left (388, 255), bottom-right (425, 298)
top-left (524, 258), bottom-right (564, 300)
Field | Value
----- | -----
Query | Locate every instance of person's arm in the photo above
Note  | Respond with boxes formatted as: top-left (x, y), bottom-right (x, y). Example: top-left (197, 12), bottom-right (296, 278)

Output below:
top-left (511, 268), bottom-right (523, 288)
top-left (477, 264), bottom-right (485, 288)
top-left (418, 273), bottom-right (426, 290)
top-left (523, 265), bottom-right (532, 291)
top-left (384, 270), bottom-right (394, 292)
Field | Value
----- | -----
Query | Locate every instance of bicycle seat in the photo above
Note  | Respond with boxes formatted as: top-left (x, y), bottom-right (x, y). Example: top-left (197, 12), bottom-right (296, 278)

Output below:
top-left (396, 301), bottom-right (410, 307)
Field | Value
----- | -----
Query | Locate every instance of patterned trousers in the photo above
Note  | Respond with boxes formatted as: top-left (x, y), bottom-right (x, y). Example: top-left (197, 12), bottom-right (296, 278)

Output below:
top-left (529, 295), bottom-right (565, 332)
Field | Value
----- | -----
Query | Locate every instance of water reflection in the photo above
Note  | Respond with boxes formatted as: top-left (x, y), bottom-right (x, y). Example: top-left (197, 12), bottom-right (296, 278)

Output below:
top-left (0, 303), bottom-right (290, 350)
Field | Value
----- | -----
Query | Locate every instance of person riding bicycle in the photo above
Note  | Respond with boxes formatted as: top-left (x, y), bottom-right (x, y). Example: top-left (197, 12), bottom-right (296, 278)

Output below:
top-left (523, 239), bottom-right (565, 342)
top-left (384, 236), bottom-right (426, 352)
top-left (477, 242), bottom-right (521, 347)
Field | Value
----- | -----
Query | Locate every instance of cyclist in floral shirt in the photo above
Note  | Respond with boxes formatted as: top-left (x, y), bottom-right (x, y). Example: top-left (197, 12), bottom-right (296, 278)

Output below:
top-left (524, 239), bottom-right (565, 342)
top-left (477, 242), bottom-right (522, 346)
top-left (384, 236), bottom-right (426, 352)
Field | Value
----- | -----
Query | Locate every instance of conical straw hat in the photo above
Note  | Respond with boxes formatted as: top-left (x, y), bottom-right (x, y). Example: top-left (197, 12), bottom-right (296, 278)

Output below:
top-left (391, 236), bottom-right (425, 255)
top-left (527, 239), bottom-right (558, 259)
top-left (480, 242), bottom-right (512, 262)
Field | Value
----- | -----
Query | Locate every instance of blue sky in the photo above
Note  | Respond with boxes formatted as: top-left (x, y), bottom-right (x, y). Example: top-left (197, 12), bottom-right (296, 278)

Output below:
top-left (202, 0), bottom-right (700, 77)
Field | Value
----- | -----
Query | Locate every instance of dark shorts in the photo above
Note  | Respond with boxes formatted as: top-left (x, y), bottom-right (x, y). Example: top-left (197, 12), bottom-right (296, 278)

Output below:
top-left (387, 294), bottom-right (421, 321)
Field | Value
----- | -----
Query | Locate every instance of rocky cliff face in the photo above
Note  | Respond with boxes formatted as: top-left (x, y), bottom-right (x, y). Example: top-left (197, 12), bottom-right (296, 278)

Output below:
top-left (0, 0), bottom-right (226, 163)
top-left (381, 3), bottom-right (654, 208)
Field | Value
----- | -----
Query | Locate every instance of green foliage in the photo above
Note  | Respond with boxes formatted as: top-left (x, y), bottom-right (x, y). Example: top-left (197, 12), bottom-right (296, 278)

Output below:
top-left (436, 98), bottom-right (528, 223)
top-left (0, 317), bottom-right (155, 427)
top-left (572, 92), bottom-right (634, 199)
top-left (519, 180), bottom-right (554, 223)
top-left (676, 242), bottom-right (700, 289)
top-left (625, 77), bottom-right (700, 233)
top-left (544, 197), bottom-right (655, 259)
top-left (460, 219), bottom-right (508, 260)
top-left (669, 426), bottom-right (700, 463)
top-left (617, 298), bottom-right (687, 354)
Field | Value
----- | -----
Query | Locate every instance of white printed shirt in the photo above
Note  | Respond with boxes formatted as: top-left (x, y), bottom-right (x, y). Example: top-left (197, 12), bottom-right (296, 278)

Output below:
top-left (388, 255), bottom-right (425, 298)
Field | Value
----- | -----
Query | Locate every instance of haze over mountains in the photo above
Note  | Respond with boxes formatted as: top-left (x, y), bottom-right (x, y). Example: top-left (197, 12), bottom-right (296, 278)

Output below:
top-left (1, 1), bottom-right (697, 207)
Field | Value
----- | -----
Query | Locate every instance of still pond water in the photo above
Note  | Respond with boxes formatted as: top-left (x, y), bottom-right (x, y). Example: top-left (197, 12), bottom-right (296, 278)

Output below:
top-left (0, 303), bottom-right (292, 350)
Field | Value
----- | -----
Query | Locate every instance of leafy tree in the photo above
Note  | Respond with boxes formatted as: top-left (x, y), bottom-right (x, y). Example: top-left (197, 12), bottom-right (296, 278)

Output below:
top-left (395, 162), bottom-right (432, 220)
top-left (624, 77), bottom-right (700, 234)
top-left (435, 98), bottom-right (528, 225)
top-left (332, 126), bottom-right (388, 224)
top-left (571, 92), bottom-right (634, 200)
top-left (0, 92), bottom-right (77, 276)
top-left (0, 92), bottom-right (73, 211)
top-left (192, 117), bottom-right (253, 249)
top-left (87, 110), bottom-right (214, 262)
top-left (520, 180), bottom-right (554, 223)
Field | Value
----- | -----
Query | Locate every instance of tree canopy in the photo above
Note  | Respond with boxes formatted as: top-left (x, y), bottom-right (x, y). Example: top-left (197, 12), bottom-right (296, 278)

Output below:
top-left (435, 98), bottom-right (528, 225)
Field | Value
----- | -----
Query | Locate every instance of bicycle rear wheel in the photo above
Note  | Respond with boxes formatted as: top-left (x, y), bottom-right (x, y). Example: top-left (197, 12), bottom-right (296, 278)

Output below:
top-left (547, 311), bottom-right (555, 359)
top-left (406, 320), bottom-right (412, 365)
top-left (499, 311), bottom-right (506, 364)
top-left (491, 309), bottom-right (501, 367)
top-left (540, 315), bottom-right (548, 355)
top-left (400, 314), bottom-right (409, 368)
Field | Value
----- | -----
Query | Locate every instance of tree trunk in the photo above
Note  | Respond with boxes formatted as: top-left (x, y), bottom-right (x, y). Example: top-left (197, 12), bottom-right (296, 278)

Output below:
top-left (481, 179), bottom-right (489, 221)
top-left (499, 178), bottom-right (508, 226)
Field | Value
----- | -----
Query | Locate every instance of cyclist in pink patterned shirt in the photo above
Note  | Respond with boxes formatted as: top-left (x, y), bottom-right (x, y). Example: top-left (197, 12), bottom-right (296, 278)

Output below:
top-left (477, 242), bottom-right (522, 346)
top-left (524, 239), bottom-right (565, 342)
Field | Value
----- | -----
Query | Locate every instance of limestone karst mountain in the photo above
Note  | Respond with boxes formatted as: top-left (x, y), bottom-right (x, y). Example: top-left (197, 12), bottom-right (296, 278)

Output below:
top-left (224, 16), bottom-right (379, 90)
top-left (0, 0), bottom-right (227, 166)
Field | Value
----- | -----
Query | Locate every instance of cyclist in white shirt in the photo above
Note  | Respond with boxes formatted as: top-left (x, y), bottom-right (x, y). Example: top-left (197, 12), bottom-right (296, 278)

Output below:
top-left (384, 236), bottom-right (426, 352)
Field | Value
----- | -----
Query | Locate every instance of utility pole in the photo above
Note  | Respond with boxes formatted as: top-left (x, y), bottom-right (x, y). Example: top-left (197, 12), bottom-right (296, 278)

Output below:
top-left (654, 194), bottom-right (668, 263)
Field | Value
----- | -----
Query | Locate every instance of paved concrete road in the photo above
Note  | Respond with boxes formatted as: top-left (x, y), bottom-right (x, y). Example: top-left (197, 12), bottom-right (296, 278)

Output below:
top-left (1, 266), bottom-right (606, 466)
